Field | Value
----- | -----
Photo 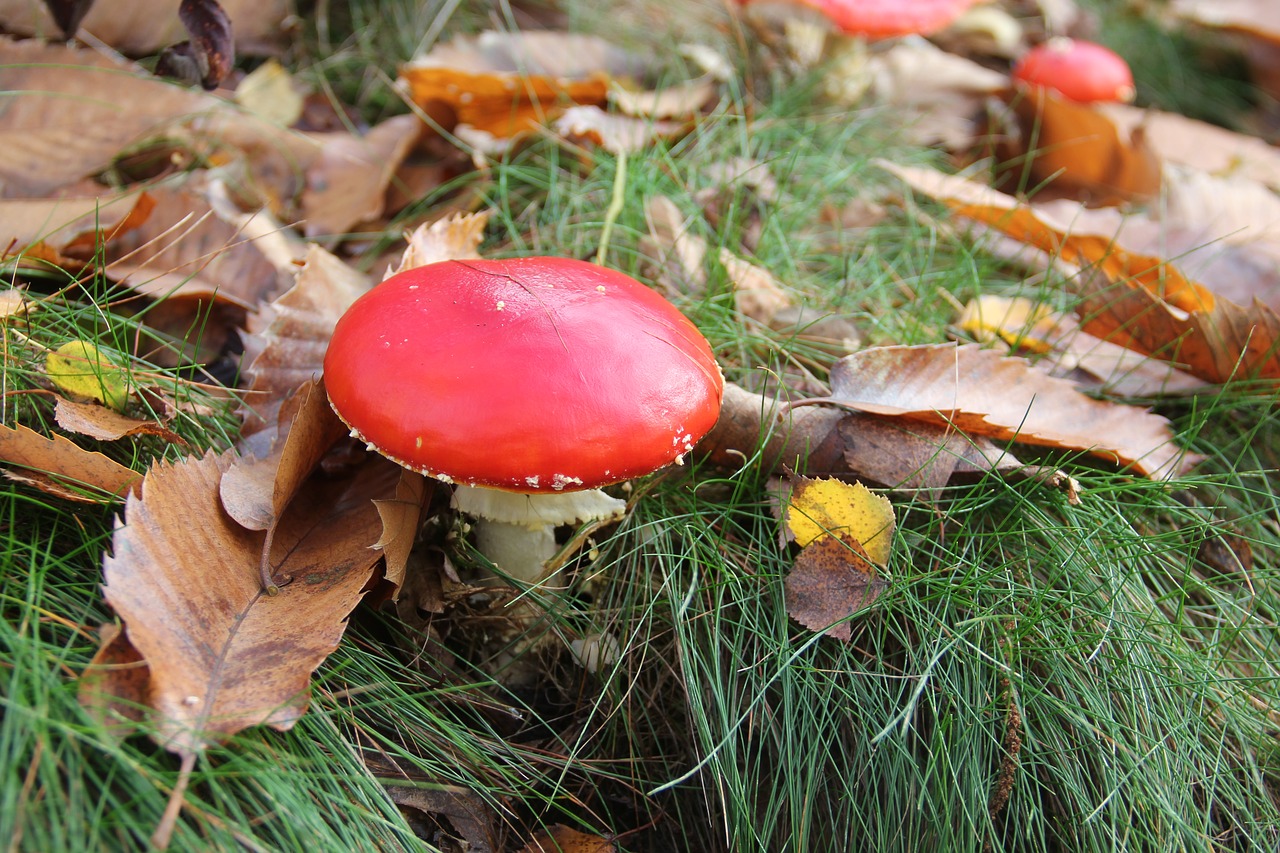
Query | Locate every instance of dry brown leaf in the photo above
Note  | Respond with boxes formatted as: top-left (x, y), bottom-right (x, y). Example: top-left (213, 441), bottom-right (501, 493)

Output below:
top-left (0, 190), bottom-right (155, 269)
top-left (301, 115), bottom-right (424, 239)
top-left (78, 622), bottom-right (150, 735)
top-left (785, 534), bottom-right (886, 642)
top-left (220, 378), bottom-right (347, 534)
top-left (808, 343), bottom-right (1196, 478)
top-left (400, 31), bottom-right (646, 141)
top-left (519, 825), bottom-right (615, 853)
top-left (390, 210), bottom-right (489, 275)
top-left (54, 396), bottom-right (187, 444)
top-left (0, 423), bottom-right (141, 501)
top-left (610, 75), bottom-right (716, 118)
top-left (1098, 103), bottom-right (1280, 191)
top-left (554, 106), bottom-right (686, 155)
top-left (1003, 84), bottom-right (1161, 202)
top-left (643, 195), bottom-right (709, 293)
top-left (0, 38), bottom-right (212, 198)
top-left (0, 0), bottom-right (289, 55)
top-left (372, 469), bottom-right (431, 596)
top-left (957, 294), bottom-right (1209, 397)
top-left (100, 449), bottom-right (398, 753)
top-left (1075, 266), bottom-right (1280, 383)
top-left (879, 160), bottom-right (1214, 312)
top-left (103, 175), bottom-right (289, 307)
top-left (718, 248), bottom-right (794, 324)
top-left (239, 245), bottom-right (370, 432)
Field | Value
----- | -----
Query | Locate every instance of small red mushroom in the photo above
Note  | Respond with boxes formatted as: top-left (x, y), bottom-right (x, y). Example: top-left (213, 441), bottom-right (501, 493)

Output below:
top-left (1012, 38), bottom-right (1136, 104)
top-left (740, 0), bottom-right (981, 38)
top-left (323, 256), bottom-right (724, 584)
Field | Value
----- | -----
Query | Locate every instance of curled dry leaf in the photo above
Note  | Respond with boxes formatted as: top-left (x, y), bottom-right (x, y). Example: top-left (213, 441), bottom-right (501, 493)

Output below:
top-left (554, 105), bottom-right (686, 155)
top-left (156, 0), bottom-right (234, 90)
top-left (371, 469), bottom-right (431, 596)
top-left (99, 449), bottom-right (399, 754)
top-left (808, 343), bottom-right (1197, 478)
top-left (0, 423), bottom-right (141, 501)
top-left (389, 209), bottom-right (489, 275)
top-left (54, 396), bottom-right (188, 444)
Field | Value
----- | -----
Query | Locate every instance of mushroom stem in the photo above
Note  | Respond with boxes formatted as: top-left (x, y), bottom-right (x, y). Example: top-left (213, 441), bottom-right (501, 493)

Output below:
top-left (450, 485), bottom-right (627, 585)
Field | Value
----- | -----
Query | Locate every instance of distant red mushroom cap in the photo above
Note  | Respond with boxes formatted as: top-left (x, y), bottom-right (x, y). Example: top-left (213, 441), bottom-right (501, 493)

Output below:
top-left (1012, 38), bottom-right (1136, 103)
top-left (323, 257), bottom-right (724, 493)
top-left (742, 0), bottom-right (980, 38)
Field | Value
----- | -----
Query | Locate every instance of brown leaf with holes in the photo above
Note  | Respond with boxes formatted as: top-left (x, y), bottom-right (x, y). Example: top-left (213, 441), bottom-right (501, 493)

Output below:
top-left (785, 534), bottom-right (887, 642)
top-left (0, 423), bottom-right (140, 501)
top-left (100, 449), bottom-right (399, 754)
top-left (812, 343), bottom-right (1197, 478)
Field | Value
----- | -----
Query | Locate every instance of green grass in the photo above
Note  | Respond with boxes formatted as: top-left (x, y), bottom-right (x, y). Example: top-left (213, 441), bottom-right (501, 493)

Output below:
top-left (3, 1), bottom-right (1280, 850)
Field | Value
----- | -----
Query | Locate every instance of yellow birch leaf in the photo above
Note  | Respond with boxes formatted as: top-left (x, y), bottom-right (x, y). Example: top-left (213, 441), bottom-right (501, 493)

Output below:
top-left (46, 340), bottom-right (130, 412)
top-left (786, 476), bottom-right (895, 566)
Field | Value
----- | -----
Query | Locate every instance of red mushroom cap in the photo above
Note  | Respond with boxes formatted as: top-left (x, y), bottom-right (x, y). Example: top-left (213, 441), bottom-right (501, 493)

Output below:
top-left (743, 0), bottom-right (980, 38)
top-left (1012, 38), bottom-right (1136, 103)
top-left (323, 257), bottom-right (724, 493)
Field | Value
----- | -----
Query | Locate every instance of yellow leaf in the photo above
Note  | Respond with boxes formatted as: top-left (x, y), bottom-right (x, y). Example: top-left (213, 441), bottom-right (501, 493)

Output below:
top-left (46, 340), bottom-right (130, 412)
top-left (786, 476), bottom-right (895, 566)
top-left (956, 295), bottom-right (1056, 353)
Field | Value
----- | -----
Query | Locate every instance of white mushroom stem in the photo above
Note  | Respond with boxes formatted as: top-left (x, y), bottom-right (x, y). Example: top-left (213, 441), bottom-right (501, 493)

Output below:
top-left (450, 485), bottom-right (627, 586)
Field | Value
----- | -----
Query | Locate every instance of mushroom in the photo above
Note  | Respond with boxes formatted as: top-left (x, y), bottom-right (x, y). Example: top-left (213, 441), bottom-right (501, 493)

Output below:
top-left (1011, 38), bottom-right (1135, 104)
top-left (322, 256), bottom-right (724, 588)
top-left (739, 0), bottom-right (982, 39)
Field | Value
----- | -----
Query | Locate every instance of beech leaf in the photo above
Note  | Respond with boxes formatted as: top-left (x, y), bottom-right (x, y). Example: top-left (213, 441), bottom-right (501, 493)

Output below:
top-left (100, 449), bottom-right (398, 754)
top-left (812, 343), bottom-right (1197, 479)
top-left (0, 423), bottom-right (140, 501)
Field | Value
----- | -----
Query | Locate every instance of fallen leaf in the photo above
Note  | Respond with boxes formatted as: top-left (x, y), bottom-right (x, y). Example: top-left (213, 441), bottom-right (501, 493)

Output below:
top-left (1002, 84), bottom-right (1161, 202)
top-left (784, 533), bottom-right (887, 642)
top-left (807, 343), bottom-right (1196, 478)
top-left (718, 248), bottom-right (794, 324)
top-left (786, 476), bottom-right (895, 564)
top-left (0, 0), bottom-right (289, 55)
top-left (399, 31), bottom-right (646, 142)
top-left (100, 449), bottom-right (398, 753)
top-left (519, 825), bottom-right (615, 853)
top-left (46, 340), bottom-right (131, 412)
top-left (610, 75), bottom-right (717, 118)
top-left (389, 209), bottom-right (489, 275)
top-left (103, 175), bottom-right (290, 307)
top-left (0, 190), bottom-right (155, 270)
top-left (372, 469), bottom-right (431, 596)
top-left (78, 622), bottom-right (149, 735)
top-left (220, 378), bottom-right (347, 537)
top-left (239, 245), bottom-right (370, 433)
top-left (301, 115), bottom-right (424, 238)
top-left (235, 58), bottom-right (305, 126)
top-left (1074, 266), bottom-right (1280, 383)
top-left (957, 294), bottom-right (1209, 396)
top-left (554, 105), bottom-right (686, 155)
top-left (0, 423), bottom-right (140, 501)
top-left (54, 396), bottom-right (187, 444)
